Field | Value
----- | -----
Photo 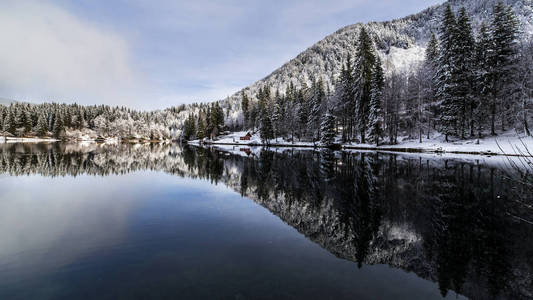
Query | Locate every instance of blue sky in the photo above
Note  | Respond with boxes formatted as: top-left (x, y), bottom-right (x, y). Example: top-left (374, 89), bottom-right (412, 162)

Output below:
top-left (0, 0), bottom-right (443, 109)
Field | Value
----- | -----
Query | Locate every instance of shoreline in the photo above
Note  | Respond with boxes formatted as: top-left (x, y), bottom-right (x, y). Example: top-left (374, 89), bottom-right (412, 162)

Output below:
top-left (0, 136), bottom-right (171, 144)
top-left (2, 135), bottom-right (531, 158)
top-left (189, 140), bottom-right (533, 158)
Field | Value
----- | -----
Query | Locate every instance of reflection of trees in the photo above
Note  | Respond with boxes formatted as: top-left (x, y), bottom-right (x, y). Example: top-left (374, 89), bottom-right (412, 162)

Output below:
top-left (351, 153), bottom-right (382, 268)
top-left (1, 143), bottom-right (532, 299)
top-left (425, 162), bottom-right (513, 298)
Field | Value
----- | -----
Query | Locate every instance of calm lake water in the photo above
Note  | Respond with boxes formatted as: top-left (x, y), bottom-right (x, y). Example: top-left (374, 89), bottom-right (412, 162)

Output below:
top-left (0, 143), bottom-right (531, 300)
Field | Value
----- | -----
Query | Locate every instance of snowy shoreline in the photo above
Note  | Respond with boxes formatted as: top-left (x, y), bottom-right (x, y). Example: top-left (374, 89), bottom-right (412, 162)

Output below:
top-left (0, 136), bottom-right (171, 144)
top-left (189, 131), bottom-right (533, 157)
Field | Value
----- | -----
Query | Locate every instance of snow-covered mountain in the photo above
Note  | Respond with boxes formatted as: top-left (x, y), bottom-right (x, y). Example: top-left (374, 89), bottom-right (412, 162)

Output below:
top-left (213, 0), bottom-right (533, 123)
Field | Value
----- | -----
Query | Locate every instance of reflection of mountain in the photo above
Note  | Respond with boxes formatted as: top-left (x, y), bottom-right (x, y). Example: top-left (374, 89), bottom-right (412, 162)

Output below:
top-left (1, 143), bottom-right (532, 299)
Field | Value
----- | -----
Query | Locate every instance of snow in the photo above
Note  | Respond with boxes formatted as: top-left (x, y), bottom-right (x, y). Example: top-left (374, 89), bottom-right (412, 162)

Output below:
top-left (346, 131), bottom-right (533, 156)
top-left (190, 131), bottom-right (316, 147)
top-left (190, 130), bottom-right (533, 158)
top-left (382, 45), bottom-right (426, 75)
top-left (0, 137), bottom-right (58, 143)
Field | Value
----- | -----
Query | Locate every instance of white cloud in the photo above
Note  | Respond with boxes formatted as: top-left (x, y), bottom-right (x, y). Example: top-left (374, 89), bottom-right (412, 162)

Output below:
top-left (0, 0), bottom-right (140, 106)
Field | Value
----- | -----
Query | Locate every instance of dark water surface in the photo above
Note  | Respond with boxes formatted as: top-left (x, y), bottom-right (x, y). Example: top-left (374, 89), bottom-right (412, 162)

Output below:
top-left (0, 143), bottom-right (532, 300)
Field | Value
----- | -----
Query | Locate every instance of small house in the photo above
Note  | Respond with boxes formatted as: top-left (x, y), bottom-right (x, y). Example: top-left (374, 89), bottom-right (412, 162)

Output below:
top-left (240, 132), bottom-right (252, 141)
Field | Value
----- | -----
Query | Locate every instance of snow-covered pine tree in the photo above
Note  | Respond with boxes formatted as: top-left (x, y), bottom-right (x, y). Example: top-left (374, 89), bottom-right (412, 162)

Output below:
top-left (424, 32), bottom-right (439, 138)
top-left (196, 113), bottom-right (206, 140)
top-left (205, 106), bottom-right (213, 138)
top-left (334, 54), bottom-right (355, 142)
top-left (320, 110), bottom-right (336, 146)
top-left (271, 89), bottom-right (285, 139)
top-left (436, 4), bottom-right (460, 142)
top-left (36, 113), bottom-right (48, 137)
top-left (367, 57), bottom-right (384, 146)
top-left (455, 7), bottom-right (475, 138)
top-left (53, 115), bottom-right (64, 138)
top-left (518, 40), bottom-right (533, 136)
top-left (473, 23), bottom-right (492, 138)
top-left (307, 79), bottom-right (325, 141)
top-left (490, 1), bottom-right (519, 132)
top-left (297, 89), bottom-right (309, 140)
top-left (260, 114), bottom-right (274, 144)
top-left (183, 114), bottom-right (196, 141)
top-left (241, 91), bottom-right (249, 129)
top-left (353, 26), bottom-right (376, 144)
top-left (14, 108), bottom-right (25, 134)
top-left (426, 33), bottom-right (439, 66)
top-left (3, 109), bottom-right (15, 135)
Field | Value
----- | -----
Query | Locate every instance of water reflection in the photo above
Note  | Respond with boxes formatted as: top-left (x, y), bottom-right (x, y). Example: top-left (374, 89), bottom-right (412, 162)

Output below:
top-left (0, 142), bottom-right (532, 299)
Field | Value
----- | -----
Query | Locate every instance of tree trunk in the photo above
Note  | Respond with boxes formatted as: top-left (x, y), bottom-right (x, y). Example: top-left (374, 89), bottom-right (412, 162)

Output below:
top-left (491, 99), bottom-right (496, 135)
top-left (470, 101), bottom-right (474, 137)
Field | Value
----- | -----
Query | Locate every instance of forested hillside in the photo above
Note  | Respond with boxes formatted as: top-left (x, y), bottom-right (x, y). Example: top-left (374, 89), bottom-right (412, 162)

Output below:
top-left (181, 0), bottom-right (533, 147)
top-left (0, 102), bottom-right (189, 141)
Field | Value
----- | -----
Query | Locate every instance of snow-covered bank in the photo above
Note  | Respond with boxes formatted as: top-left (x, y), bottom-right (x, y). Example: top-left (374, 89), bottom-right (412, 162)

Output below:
top-left (0, 137), bottom-right (59, 143)
top-left (345, 132), bottom-right (533, 157)
top-left (189, 131), bottom-right (533, 157)
top-left (0, 136), bottom-right (171, 144)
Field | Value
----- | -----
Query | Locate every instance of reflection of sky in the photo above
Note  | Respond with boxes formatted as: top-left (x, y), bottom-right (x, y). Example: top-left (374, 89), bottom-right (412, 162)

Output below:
top-left (0, 172), bottom-right (232, 277)
top-left (0, 171), bottom-right (462, 299)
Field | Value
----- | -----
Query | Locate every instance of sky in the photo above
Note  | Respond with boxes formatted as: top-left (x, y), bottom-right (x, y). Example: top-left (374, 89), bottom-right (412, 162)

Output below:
top-left (0, 0), bottom-right (444, 110)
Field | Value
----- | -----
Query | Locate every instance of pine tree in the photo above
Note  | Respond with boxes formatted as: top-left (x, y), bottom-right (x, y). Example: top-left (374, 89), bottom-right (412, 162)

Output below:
top-left (241, 91), bottom-right (249, 129)
top-left (260, 114), bottom-right (274, 144)
top-left (308, 79), bottom-right (325, 141)
top-left (517, 40), bottom-right (533, 136)
top-left (36, 113), bottom-right (48, 137)
top-left (320, 111), bottom-right (336, 146)
top-left (3, 109), bottom-right (15, 135)
top-left (436, 5), bottom-right (460, 142)
top-left (426, 33), bottom-right (439, 66)
top-left (53, 115), bottom-right (64, 138)
top-left (297, 89), bottom-right (308, 140)
top-left (205, 106), bottom-right (213, 138)
top-left (183, 114), bottom-right (196, 141)
top-left (455, 7), bottom-right (475, 138)
top-left (213, 103), bottom-right (225, 135)
top-left (353, 26), bottom-right (376, 144)
top-left (335, 54), bottom-right (355, 142)
top-left (272, 101), bottom-right (282, 139)
top-left (15, 108), bottom-right (28, 135)
top-left (474, 23), bottom-right (492, 138)
top-left (196, 113), bottom-right (206, 140)
top-left (367, 57), bottom-right (384, 146)
top-left (490, 1), bottom-right (519, 133)
top-left (424, 32), bottom-right (439, 137)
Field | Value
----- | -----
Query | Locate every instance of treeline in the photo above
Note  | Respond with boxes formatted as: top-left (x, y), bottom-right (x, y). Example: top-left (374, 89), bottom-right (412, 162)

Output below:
top-left (182, 2), bottom-right (532, 146)
top-left (336, 2), bottom-right (533, 144)
top-left (0, 102), bottom-right (188, 140)
top-left (182, 102), bottom-right (225, 141)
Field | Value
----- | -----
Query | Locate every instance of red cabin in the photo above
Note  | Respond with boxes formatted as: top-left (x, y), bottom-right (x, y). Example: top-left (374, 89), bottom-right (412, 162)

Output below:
top-left (239, 132), bottom-right (252, 141)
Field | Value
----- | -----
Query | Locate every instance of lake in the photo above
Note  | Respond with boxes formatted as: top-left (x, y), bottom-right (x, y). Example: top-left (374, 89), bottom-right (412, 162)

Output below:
top-left (0, 143), bottom-right (531, 299)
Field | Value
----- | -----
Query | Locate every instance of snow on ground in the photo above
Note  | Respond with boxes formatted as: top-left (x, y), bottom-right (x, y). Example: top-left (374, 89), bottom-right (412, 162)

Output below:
top-left (346, 131), bottom-right (533, 156)
top-left (190, 130), bottom-right (533, 157)
top-left (0, 137), bottom-right (59, 143)
top-left (190, 131), bottom-right (315, 147)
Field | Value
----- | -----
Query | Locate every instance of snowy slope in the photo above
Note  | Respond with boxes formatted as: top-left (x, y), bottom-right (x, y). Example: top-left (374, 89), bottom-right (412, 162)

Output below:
top-left (210, 0), bottom-right (533, 123)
